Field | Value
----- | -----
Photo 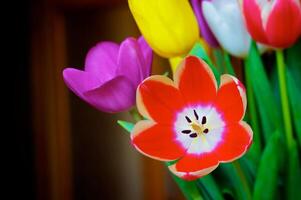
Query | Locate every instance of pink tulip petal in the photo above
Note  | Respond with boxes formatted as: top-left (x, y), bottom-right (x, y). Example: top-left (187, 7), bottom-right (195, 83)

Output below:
top-left (138, 36), bottom-right (153, 77)
top-left (84, 42), bottom-right (119, 81)
top-left (63, 37), bottom-right (153, 113)
top-left (63, 68), bottom-right (101, 100)
top-left (116, 38), bottom-right (145, 86)
top-left (83, 76), bottom-right (136, 113)
top-left (265, 0), bottom-right (301, 48)
top-left (243, 0), bottom-right (269, 44)
top-left (192, 0), bottom-right (220, 48)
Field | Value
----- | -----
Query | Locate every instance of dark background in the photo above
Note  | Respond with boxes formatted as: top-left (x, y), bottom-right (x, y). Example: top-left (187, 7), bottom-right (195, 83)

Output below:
top-left (9, 0), bottom-right (182, 199)
top-left (11, 0), bottom-right (35, 199)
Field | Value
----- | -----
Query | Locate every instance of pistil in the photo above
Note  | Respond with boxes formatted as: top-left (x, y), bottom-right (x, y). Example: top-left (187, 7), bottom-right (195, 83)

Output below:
top-left (182, 111), bottom-right (210, 138)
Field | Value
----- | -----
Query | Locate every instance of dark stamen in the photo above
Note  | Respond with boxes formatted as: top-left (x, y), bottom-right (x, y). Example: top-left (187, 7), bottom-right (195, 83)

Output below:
top-left (193, 110), bottom-right (199, 120)
top-left (185, 116), bottom-right (192, 123)
top-left (203, 128), bottom-right (209, 134)
top-left (189, 133), bottom-right (198, 138)
top-left (181, 130), bottom-right (191, 134)
top-left (202, 116), bottom-right (207, 124)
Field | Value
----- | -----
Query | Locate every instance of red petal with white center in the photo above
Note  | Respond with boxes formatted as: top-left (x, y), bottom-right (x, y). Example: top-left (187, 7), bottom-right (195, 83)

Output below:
top-left (168, 152), bottom-right (219, 180)
top-left (131, 120), bottom-right (186, 161)
top-left (242, 0), bottom-right (268, 45)
top-left (265, 0), bottom-right (301, 48)
top-left (174, 56), bottom-right (217, 106)
top-left (137, 75), bottom-right (186, 123)
top-left (214, 121), bottom-right (253, 162)
top-left (215, 75), bottom-right (246, 123)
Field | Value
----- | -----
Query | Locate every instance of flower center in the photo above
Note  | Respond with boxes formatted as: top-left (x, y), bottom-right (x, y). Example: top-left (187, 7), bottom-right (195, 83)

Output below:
top-left (181, 110), bottom-right (209, 138)
top-left (191, 122), bottom-right (203, 133)
top-left (174, 105), bottom-right (225, 154)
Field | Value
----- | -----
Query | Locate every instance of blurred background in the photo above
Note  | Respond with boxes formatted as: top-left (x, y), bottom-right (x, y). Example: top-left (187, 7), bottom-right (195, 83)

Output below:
top-left (13, 0), bottom-right (185, 199)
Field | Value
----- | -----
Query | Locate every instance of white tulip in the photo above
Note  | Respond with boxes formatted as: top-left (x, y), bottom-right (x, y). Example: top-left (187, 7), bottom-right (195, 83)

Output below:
top-left (202, 0), bottom-right (265, 57)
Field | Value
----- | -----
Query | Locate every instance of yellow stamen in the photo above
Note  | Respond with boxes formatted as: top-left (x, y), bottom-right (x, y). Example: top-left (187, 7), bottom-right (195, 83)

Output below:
top-left (191, 122), bottom-right (203, 133)
top-left (190, 121), bottom-right (208, 135)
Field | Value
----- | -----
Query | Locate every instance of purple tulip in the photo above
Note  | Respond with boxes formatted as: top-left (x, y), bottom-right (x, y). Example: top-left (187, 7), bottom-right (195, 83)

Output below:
top-left (191, 0), bottom-right (220, 48)
top-left (63, 36), bottom-right (153, 113)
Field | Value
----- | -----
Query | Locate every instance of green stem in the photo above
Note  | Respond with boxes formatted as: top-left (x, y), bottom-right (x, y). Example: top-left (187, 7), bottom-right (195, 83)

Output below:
top-left (213, 48), bottom-right (225, 73)
top-left (244, 60), bottom-right (261, 157)
top-left (232, 161), bottom-right (252, 200)
top-left (224, 52), bottom-right (235, 76)
top-left (276, 50), bottom-right (293, 148)
top-left (165, 163), bottom-right (203, 200)
top-left (196, 175), bottom-right (224, 200)
top-left (129, 107), bottom-right (142, 122)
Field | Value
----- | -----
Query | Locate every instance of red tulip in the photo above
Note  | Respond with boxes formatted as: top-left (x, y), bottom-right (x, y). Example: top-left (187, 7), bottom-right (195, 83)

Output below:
top-left (243, 0), bottom-right (301, 48)
top-left (131, 56), bottom-right (252, 180)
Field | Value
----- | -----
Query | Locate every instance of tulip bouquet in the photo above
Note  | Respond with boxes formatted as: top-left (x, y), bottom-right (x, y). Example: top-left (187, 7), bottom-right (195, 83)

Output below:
top-left (63, 0), bottom-right (301, 199)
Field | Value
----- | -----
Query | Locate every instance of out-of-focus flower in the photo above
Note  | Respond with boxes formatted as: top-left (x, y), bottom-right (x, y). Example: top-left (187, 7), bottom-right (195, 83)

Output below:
top-left (191, 0), bottom-right (220, 48)
top-left (131, 56), bottom-right (253, 180)
top-left (63, 36), bottom-right (152, 113)
top-left (128, 0), bottom-right (199, 58)
top-left (169, 39), bottom-right (211, 74)
top-left (169, 57), bottom-right (184, 75)
top-left (243, 0), bottom-right (301, 48)
top-left (202, 0), bottom-right (254, 57)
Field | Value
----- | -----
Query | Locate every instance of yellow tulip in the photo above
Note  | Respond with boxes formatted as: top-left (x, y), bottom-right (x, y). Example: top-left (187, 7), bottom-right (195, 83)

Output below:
top-left (169, 38), bottom-right (211, 73)
top-left (129, 0), bottom-right (199, 58)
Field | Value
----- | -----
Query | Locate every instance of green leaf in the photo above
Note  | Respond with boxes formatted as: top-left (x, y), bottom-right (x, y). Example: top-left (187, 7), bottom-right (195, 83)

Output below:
top-left (175, 176), bottom-right (203, 200)
top-left (117, 120), bottom-right (134, 133)
top-left (197, 175), bottom-right (224, 200)
top-left (221, 188), bottom-right (235, 199)
top-left (246, 41), bottom-right (281, 142)
top-left (238, 157), bottom-right (256, 184)
top-left (286, 139), bottom-right (301, 200)
top-left (219, 162), bottom-right (252, 200)
top-left (286, 58), bottom-right (301, 148)
top-left (189, 42), bottom-right (221, 85)
top-left (286, 38), bottom-right (301, 86)
top-left (212, 49), bottom-right (225, 73)
top-left (189, 42), bottom-right (212, 65)
top-left (172, 175), bottom-right (203, 200)
top-left (224, 52), bottom-right (235, 76)
top-left (270, 66), bottom-right (281, 112)
top-left (253, 130), bottom-right (284, 200)
top-left (244, 59), bottom-right (261, 165)
top-left (164, 163), bottom-right (203, 200)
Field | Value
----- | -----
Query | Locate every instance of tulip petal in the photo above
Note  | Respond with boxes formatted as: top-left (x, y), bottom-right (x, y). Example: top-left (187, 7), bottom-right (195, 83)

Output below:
top-left (202, 0), bottom-right (251, 57)
top-left (83, 76), bottom-right (135, 113)
top-left (214, 121), bottom-right (253, 162)
top-left (169, 56), bottom-right (183, 75)
top-left (138, 36), bottom-right (153, 77)
top-left (137, 75), bottom-right (186, 123)
top-left (84, 42), bottom-right (119, 81)
top-left (265, 0), bottom-right (301, 48)
top-left (131, 120), bottom-right (186, 161)
top-left (191, 0), bottom-right (220, 48)
top-left (129, 0), bottom-right (199, 57)
top-left (215, 74), bottom-right (246, 123)
top-left (63, 68), bottom-right (101, 100)
top-left (243, 0), bottom-right (269, 44)
top-left (116, 38), bottom-right (145, 86)
top-left (174, 56), bottom-right (217, 105)
top-left (169, 152), bottom-right (219, 180)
